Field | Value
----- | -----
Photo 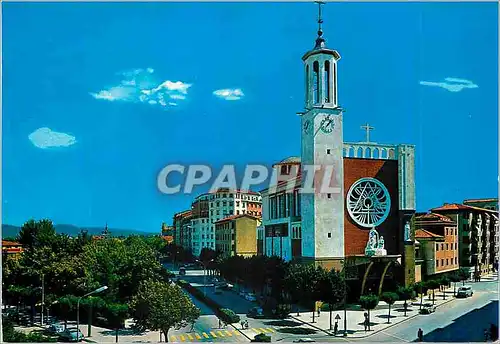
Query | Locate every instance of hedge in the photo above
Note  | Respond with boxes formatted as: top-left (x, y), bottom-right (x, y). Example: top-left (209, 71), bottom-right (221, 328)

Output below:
top-left (177, 280), bottom-right (239, 325)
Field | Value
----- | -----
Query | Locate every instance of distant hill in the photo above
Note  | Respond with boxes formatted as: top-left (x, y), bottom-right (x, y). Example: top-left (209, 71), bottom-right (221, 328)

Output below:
top-left (2, 224), bottom-right (157, 239)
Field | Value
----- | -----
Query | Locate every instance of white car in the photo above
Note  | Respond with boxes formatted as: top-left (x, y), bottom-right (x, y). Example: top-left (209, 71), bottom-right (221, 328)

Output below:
top-left (457, 286), bottom-right (473, 298)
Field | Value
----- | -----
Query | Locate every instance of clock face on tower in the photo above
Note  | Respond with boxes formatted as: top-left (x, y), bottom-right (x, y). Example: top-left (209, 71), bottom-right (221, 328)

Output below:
top-left (320, 116), bottom-right (334, 134)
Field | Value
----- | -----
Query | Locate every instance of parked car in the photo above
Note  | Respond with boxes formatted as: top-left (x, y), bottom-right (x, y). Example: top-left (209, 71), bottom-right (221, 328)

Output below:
top-left (457, 286), bottom-right (473, 298)
top-left (46, 323), bottom-right (65, 335)
top-left (239, 290), bottom-right (247, 297)
top-left (245, 293), bottom-right (257, 301)
top-left (294, 338), bottom-right (316, 343)
top-left (419, 303), bottom-right (436, 314)
top-left (59, 328), bottom-right (84, 342)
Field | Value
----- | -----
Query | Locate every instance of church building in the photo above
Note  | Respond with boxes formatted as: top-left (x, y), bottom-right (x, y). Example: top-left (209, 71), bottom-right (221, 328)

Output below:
top-left (258, 3), bottom-right (417, 295)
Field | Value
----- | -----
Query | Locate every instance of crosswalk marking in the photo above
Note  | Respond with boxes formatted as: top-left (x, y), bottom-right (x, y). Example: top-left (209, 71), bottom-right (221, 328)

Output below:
top-left (171, 328), bottom-right (273, 341)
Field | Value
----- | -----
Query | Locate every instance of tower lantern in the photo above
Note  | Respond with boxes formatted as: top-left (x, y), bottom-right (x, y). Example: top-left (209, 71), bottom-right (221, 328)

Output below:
top-left (303, 0), bottom-right (341, 109)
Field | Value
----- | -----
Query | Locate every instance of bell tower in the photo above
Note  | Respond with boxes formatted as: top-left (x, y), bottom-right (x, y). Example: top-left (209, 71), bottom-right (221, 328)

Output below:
top-left (300, 0), bottom-right (345, 270)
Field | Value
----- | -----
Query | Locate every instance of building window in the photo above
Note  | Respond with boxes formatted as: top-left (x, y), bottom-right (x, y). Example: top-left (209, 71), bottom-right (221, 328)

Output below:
top-left (328, 233), bottom-right (331, 238)
top-left (441, 259), bottom-right (444, 266)
top-left (324, 60), bottom-right (330, 102)
top-left (446, 243), bottom-right (449, 250)
top-left (455, 257), bottom-right (457, 264)
top-left (455, 243), bottom-right (457, 250)
top-left (436, 243), bottom-right (439, 251)
top-left (441, 244), bottom-right (444, 250)
top-left (446, 258), bottom-right (449, 265)
top-left (436, 260), bottom-right (439, 267)
top-left (313, 61), bottom-right (320, 104)
top-left (327, 193), bottom-right (331, 198)
top-left (327, 149), bottom-right (331, 154)
top-left (446, 228), bottom-right (448, 235)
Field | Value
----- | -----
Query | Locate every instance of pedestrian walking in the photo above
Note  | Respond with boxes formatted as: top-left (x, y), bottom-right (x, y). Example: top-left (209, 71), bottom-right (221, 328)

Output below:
top-left (334, 321), bottom-right (338, 336)
top-left (317, 308), bottom-right (321, 317)
top-left (245, 320), bottom-right (249, 329)
top-left (241, 320), bottom-right (245, 329)
top-left (417, 328), bottom-right (423, 342)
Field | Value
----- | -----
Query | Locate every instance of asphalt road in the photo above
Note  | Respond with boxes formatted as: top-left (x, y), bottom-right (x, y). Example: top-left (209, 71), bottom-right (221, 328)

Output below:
top-left (308, 278), bottom-right (499, 342)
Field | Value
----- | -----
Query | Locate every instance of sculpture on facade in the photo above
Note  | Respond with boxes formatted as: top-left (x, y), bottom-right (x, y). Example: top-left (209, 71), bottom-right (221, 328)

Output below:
top-left (404, 221), bottom-right (411, 242)
top-left (365, 227), bottom-right (387, 256)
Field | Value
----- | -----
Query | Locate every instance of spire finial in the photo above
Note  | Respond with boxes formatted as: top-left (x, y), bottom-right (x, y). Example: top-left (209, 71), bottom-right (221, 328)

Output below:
top-left (314, 0), bottom-right (326, 49)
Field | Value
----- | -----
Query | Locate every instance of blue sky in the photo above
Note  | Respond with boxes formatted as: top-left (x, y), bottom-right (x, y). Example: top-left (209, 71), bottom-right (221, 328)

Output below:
top-left (2, 2), bottom-right (498, 232)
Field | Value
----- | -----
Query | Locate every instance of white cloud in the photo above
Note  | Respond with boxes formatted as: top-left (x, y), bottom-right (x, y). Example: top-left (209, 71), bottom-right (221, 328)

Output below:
top-left (213, 88), bottom-right (244, 100)
top-left (90, 68), bottom-right (191, 108)
top-left (28, 127), bottom-right (76, 149)
top-left (419, 78), bottom-right (478, 92)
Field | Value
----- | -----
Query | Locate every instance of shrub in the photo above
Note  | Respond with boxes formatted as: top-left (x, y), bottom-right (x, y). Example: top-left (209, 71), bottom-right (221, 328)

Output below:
top-left (274, 304), bottom-right (291, 319)
top-left (251, 333), bottom-right (272, 342)
top-left (219, 308), bottom-right (240, 324)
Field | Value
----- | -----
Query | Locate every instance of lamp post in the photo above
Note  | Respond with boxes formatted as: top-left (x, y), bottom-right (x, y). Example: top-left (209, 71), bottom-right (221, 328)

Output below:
top-left (196, 259), bottom-right (214, 296)
top-left (342, 259), bottom-right (348, 337)
top-left (77, 286), bottom-right (108, 342)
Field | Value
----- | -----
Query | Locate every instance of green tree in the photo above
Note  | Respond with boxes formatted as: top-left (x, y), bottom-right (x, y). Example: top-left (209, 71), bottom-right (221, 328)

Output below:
top-left (18, 219), bottom-right (57, 250)
top-left (130, 280), bottom-right (200, 342)
top-left (396, 286), bottom-right (415, 316)
top-left (457, 267), bottom-right (469, 286)
top-left (283, 264), bottom-right (306, 316)
top-left (359, 294), bottom-right (379, 331)
top-left (105, 303), bottom-right (129, 343)
top-left (425, 280), bottom-right (440, 305)
top-left (439, 276), bottom-right (450, 300)
top-left (414, 281), bottom-right (427, 310)
top-left (58, 295), bottom-right (79, 329)
top-left (317, 268), bottom-right (346, 330)
top-left (380, 292), bottom-right (399, 324)
top-left (449, 273), bottom-right (460, 296)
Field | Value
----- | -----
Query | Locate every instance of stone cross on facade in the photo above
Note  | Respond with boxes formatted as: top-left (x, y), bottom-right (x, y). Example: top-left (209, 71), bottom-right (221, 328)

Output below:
top-left (361, 123), bottom-right (374, 142)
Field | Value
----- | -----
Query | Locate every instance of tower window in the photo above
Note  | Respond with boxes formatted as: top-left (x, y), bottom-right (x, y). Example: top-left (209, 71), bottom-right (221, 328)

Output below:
top-left (334, 63), bottom-right (337, 104)
top-left (328, 233), bottom-right (331, 238)
top-left (327, 193), bottom-right (331, 198)
top-left (306, 64), bottom-right (310, 103)
top-left (324, 61), bottom-right (331, 103)
top-left (313, 61), bottom-right (320, 104)
top-left (326, 149), bottom-right (331, 154)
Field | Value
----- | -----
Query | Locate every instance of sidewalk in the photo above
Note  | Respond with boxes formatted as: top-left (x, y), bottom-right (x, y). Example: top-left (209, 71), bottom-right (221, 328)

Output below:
top-left (291, 285), bottom-right (459, 339)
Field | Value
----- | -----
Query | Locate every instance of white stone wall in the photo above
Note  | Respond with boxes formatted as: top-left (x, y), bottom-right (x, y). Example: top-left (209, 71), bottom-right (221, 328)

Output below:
top-left (398, 145), bottom-right (416, 211)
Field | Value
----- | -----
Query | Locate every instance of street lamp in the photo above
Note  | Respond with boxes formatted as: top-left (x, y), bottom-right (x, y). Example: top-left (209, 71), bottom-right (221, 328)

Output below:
top-left (77, 286), bottom-right (108, 342)
top-left (196, 259), bottom-right (214, 296)
top-left (342, 259), bottom-right (348, 337)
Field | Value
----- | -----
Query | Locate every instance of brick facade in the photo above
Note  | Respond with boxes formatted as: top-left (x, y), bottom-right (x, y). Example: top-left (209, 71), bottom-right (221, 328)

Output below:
top-left (343, 158), bottom-right (400, 256)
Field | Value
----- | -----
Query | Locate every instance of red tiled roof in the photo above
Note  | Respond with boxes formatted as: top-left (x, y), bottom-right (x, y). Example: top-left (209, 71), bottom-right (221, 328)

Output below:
top-left (431, 203), bottom-right (498, 213)
top-left (415, 212), bottom-right (454, 223)
top-left (415, 229), bottom-right (444, 240)
top-left (215, 214), bottom-right (260, 224)
top-left (2, 240), bottom-right (21, 247)
top-left (464, 198), bottom-right (498, 203)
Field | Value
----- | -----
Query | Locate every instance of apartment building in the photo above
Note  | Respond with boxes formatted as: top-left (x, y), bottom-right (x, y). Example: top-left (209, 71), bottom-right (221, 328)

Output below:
top-left (174, 188), bottom-right (262, 256)
top-left (415, 212), bottom-right (459, 280)
top-left (215, 214), bottom-right (261, 257)
top-left (432, 203), bottom-right (499, 278)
